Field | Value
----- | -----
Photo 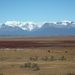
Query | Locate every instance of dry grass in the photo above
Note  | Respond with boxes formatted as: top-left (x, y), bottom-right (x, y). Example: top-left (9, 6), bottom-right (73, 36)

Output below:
top-left (0, 36), bottom-right (75, 75)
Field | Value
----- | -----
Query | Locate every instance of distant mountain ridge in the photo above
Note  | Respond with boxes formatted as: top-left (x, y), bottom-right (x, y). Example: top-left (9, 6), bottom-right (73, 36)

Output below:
top-left (0, 20), bottom-right (75, 35)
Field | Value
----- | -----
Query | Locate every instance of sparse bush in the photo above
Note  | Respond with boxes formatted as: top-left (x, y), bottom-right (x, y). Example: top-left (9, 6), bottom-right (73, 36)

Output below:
top-left (50, 56), bottom-right (54, 61)
top-left (0, 73), bottom-right (3, 75)
top-left (24, 63), bottom-right (28, 67)
top-left (60, 56), bottom-right (66, 61)
top-left (70, 49), bottom-right (72, 50)
top-left (24, 62), bottom-right (31, 68)
top-left (34, 64), bottom-right (40, 71)
top-left (29, 56), bottom-right (38, 61)
top-left (0, 57), bottom-right (6, 61)
top-left (65, 51), bottom-right (67, 53)
top-left (32, 63), bottom-right (40, 71)
top-left (29, 57), bottom-right (33, 61)
top-left (44, 56), bottom-right (48, 61)
top-left (66, 72), bottom-right (75, 75)
top-left (48, 50), bottom-right (50, 52)
top-left (35, 56), bottom-right (38, 61)
top-left (42, 56), bottom-right (48, 61)
top-left (32, 63), bottom-right (37, 68)
top-left (22, 62), bottom-right (40, 71)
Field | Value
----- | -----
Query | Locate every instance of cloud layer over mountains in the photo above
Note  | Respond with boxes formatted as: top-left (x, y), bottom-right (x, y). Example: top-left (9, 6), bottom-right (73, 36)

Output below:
top-left (0, 20), bottom-right (75, 35)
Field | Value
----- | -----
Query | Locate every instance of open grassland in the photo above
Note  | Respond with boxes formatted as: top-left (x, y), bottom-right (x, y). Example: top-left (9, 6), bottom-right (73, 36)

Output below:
top-left (0, 36), bottom-right (75, 75)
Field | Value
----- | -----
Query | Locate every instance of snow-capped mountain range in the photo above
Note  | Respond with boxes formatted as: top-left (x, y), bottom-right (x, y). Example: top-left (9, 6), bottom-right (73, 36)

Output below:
top-left (0, 20), bottom-right (75, 35)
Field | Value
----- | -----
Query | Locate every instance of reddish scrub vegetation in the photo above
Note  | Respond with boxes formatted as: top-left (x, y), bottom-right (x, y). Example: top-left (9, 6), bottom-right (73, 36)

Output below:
top-left (0, 40), bottom-right (75, 48)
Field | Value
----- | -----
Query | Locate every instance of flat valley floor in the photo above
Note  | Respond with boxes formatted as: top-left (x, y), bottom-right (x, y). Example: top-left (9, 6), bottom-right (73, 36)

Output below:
top-left (0, 36), bottom-right (75, 75)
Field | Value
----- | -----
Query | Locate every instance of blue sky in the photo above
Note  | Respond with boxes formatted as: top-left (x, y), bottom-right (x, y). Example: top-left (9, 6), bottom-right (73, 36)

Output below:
top-left (0, 0), bottom-right (75, 23)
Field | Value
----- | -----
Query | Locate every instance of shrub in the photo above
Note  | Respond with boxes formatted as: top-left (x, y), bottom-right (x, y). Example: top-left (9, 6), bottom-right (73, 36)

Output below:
top-left (48, 50), bottom-right (50, 52)
top-left (44, 56), bottom-right (48, 61)
top-left (0, 73), bottom-right (3, 75)
top-left (29, 56), bottom-right (38, 61)
top-left (66, 72), bottom-right (75, 75)
top-left (34, 65), bottom-right (40, 71)
top-left (65, 51), bottom-right (67, 53)
top-left (32, 63), bottom-right (40, 71)
top-left (24, 62), bottom-right (31, 68)
top-left (42, 56), bottom-right (48, 61)
top-left (50, 56), bottom-right (54, 61)
top-left (61, 56), bottom-right (66, 61)
top-left (32, 63), bottom-right (37, 68)
top-left (35, 56), bottom-right (38, 61)
top-left (23, 62), bottom-right (40, 71)
top-left (29, 57), bottom-right (33, 61)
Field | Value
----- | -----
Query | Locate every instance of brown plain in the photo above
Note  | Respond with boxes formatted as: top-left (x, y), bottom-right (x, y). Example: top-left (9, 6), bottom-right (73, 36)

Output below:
top-left (0, 36), bottom-right (75, 75)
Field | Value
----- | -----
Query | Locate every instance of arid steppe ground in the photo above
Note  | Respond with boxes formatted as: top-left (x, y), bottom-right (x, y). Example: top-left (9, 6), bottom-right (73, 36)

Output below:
top-left (0, 36), bottom-right (75, 75)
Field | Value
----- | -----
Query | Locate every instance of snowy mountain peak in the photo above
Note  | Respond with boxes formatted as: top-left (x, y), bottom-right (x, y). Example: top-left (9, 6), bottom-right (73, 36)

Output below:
top-left (0, 20), bottom-right (75, 35)
top-left (4, 21), bottom-right (35, 27)
top-left (0, 20), bottom-right (75, 31)
top-left (62, 20), bottom-right (72, 23)
top-left (4, 21), bottom-right (40, 31)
